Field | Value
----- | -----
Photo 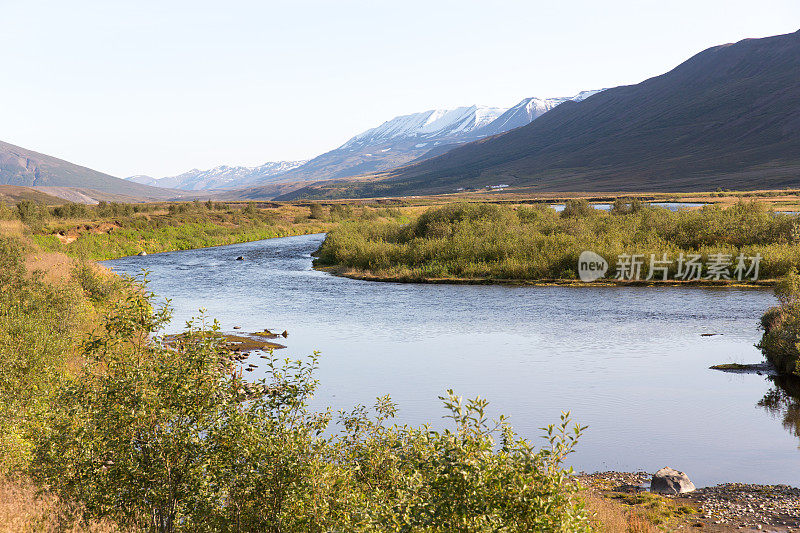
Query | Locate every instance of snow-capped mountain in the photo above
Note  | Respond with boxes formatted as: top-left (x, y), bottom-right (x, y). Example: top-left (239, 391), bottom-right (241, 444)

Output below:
top-left (125, 161), bottom-right (306, 191)
top-left (260, 99), bottom-right (576, 187)
top-left (341, 105), bottom-right (505, 150)
top-left (472, 90), bottom-right (605, 137)
top-left (126, 175), bottom-right (160, 187)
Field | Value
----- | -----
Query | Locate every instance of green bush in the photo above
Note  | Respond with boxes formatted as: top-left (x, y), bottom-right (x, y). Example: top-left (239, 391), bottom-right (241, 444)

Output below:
top-left (560, 199), bottom-right (596, 218)
top-left (759, 269), bottom-right (800, 375)
top-left (0, 201), bottom-right (13, 220)
top-left (16, 200), bottom-right (47, 226)
top-left (51, 203), bottom-right (90, 219)
top-left (309, 203), bottom-right (326, 219)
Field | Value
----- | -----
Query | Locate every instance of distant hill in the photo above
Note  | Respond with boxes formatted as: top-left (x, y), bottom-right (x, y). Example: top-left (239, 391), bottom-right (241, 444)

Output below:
top-left (0, 185), bottom-right (65, 205)
top-left (279, 30), bottom-right (800, 199)
top-left (0, 140), bottom-right (187, 201)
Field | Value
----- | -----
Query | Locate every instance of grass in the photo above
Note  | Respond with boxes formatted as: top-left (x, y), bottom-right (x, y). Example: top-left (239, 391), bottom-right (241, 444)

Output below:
top-left (0, 477), bottom-right (120, 532)
top-left (315, 200), bottom-right (800, 284)
top-left (582, 482), bottom-right (698, 532)
top-left (709, 363), bottom-right (757, 370)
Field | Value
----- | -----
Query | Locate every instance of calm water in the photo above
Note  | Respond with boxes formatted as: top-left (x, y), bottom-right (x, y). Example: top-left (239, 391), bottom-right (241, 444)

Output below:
top-left (102, 234), bottom-right (800, 486)
top-left (550, 202), bottom-right (708, 212)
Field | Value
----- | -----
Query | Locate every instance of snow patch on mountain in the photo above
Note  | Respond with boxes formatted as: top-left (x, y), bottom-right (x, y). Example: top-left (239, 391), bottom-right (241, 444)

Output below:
top-left (125, 160), bottom-right (306, 191)
top-left (472, 89), bottom-right (606, 137)
top-left (341, 105), bottom-right (506, 149)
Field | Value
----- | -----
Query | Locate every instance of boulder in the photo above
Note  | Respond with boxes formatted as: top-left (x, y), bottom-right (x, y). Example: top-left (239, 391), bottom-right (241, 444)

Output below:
top-left (651, 467), bottom-right (695, 495)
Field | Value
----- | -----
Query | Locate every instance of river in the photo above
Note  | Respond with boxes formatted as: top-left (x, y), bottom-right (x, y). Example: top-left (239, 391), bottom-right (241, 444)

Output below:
top-left (102, 233), bottom-right (800, 486)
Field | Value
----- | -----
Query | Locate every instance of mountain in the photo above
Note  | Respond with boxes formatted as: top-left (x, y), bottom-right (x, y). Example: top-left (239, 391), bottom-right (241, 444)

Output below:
top-left (0, 140), bottom-right (186, 200)
top-left (0, 185), bottom-right (66, 205)
top-left (278, 30), bottom-right (800, 199)
top-left (236, 93), bottom-right (597, 198)
top-left (255, 105), bottom-right (506, 187)
top-left (126, 175), bottom-right (160, 187)
top-left (471, 90), bottom-right (603, 137)
top-left (125, 161), bottom-right (306, 191)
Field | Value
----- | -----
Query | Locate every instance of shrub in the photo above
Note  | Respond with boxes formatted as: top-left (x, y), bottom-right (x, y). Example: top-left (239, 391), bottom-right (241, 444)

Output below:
top-left (0, 201), bottom-right (13, 220)
top-left (52, 202), bottom-right (90, 219)
top-left (309, 203), bottom-right (326, 219)
top-left (560, 199), bottom-right (595, 218)
top-left (16, 200), bottom-right (46, 225)
top-left (759, 269), bottom-right (800, 375)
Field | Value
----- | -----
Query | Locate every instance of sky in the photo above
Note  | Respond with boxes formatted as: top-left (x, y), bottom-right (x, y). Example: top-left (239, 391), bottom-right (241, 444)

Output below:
top-left (1, 0), bottom-right (799, 178)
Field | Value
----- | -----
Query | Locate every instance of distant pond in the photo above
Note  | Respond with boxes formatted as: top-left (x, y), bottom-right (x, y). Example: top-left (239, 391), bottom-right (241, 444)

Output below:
top-left (550, 201), bottom-right (709, 212)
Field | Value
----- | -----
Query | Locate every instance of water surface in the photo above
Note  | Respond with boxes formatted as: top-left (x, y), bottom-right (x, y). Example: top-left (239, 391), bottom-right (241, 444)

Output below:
top-left (550, 202), bottom-right (707, 212)
top-left (103, 234), bottom-right (798, 486)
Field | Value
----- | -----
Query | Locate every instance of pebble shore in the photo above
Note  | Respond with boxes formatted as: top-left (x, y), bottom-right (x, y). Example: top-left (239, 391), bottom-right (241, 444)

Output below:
top-left (579, 472), bottom-right (800, 532)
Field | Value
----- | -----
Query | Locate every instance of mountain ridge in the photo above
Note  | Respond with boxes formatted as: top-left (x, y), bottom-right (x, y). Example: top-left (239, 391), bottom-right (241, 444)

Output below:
top-left (0, 140), bottom-right (187, 200)
top-left (126, 160), bottom-right (307, 191)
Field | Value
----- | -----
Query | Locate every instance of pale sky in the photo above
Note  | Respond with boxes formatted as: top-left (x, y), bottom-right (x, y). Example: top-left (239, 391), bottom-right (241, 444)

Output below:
top-left (1, 0), bottom-right (798, 178)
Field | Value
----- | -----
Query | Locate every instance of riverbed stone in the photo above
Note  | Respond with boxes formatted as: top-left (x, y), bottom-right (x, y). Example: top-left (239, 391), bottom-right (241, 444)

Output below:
top-left (651, 467), bottom-right (696, 495)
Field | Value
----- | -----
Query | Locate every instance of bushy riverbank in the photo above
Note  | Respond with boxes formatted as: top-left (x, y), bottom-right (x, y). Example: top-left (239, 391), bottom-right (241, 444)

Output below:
top-left (0, 220), bottom-right (591, 532)
top-left (759, 270), bottom-right (800, 376)
top-left (315, 201), bottom-right (800, 283)
top-left (3, 199), bottom-right (409, 260)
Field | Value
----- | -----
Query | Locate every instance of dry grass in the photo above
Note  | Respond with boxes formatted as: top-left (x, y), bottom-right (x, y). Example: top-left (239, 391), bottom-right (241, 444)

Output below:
top-left (0, 220), bottom-right (25, 237)
top-left (24, 252), bottom-right (76, 285)
top-left (584, 492), bottom-right (661, 532)
top-left (0, 478), bottom-right (120, 533)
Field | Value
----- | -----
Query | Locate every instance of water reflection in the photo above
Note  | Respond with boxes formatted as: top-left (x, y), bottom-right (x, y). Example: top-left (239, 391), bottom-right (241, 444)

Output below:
top-left (759, 374), bottom-right (800, 442)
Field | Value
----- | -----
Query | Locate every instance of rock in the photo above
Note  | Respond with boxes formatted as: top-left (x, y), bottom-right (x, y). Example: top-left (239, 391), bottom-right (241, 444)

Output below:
top-left (651, 467), bottom-right (696, 495)
top-left (137, 251), bottom-right (147, 256)
top-left (236, 256), bottom-right (244, 261)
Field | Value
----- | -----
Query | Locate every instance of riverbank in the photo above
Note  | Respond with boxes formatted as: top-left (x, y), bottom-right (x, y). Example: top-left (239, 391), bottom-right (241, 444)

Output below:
top-left (7, 200), bottom-right (409, 260)
top-left (316, 264), bottom-right (778, 287)
top-left (581, 471), bottom-right (800, 532)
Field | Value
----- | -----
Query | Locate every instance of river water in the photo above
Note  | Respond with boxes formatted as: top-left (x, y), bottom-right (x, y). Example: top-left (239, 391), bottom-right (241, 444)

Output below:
top-left (102, 233), bottom-right (800, 486)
